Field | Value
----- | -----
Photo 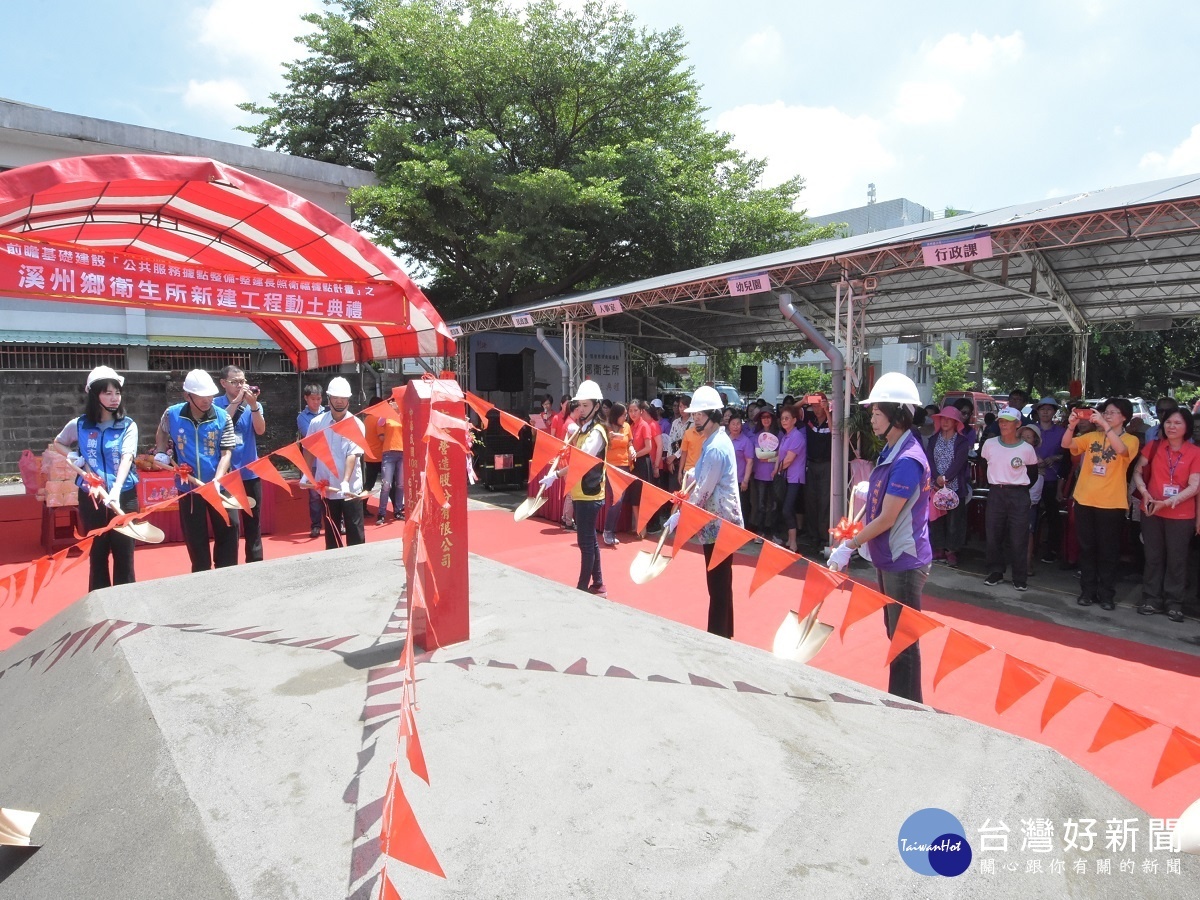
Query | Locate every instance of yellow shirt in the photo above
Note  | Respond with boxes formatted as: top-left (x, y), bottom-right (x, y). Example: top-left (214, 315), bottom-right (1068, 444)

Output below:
top-left (679, 425), bottom-right (704, 478)
top-left (1069, 431), bottom-right (1139, 509)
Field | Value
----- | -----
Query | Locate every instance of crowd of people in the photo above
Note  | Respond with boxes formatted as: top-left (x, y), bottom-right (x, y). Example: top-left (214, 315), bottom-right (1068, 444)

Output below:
top-left (50, 366), bottom-right (404, 593)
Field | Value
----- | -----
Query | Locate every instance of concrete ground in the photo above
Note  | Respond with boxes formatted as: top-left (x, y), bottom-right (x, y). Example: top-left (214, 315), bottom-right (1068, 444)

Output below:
top-left (2, 538), bottom-right (1196, 899)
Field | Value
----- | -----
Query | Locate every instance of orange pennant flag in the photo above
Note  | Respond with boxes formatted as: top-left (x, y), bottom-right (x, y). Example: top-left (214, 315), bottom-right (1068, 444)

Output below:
top-left (1087, 702), bottom-right (1156, 754)
top-left (390, 385), bottom-right (408, 405)
top-left (331, 415), bottom-right (371, 454)
top-left (426, 409), bottom-right (471, 452)
top-left (931, 628), bottom-right (992, 689)
top-left (464, 392), bottom-right (494, 422)
top-left (405, 705), bottom-right (429, 784)
top-left (194, 481), bottom-right (231, 525)
top-left (838, 581), bottom-right (889, 640)
top-left (1151, 726), bottom-right (1200, 787)
top-left (530, 429), bottom-right (566, 483)
top-left (0, 574), bottom-right (13, 608)
top-left (749, 541), bottom-right (800, 597)
top-left (376, 867), bottom-right (403, 900)
top-left (605, 464), bottom-right (637, 504)
top-left (994, 654), bottom-right (1048, 714)
top-left (425, 462), bottom-right (448, 510)
top-left (60, 537), bottom-right (93, 575)
top-left (562, 445), bottom-right (602, 493)
top-left (798, 564), bottom-right (848, 623)
top-left (272, 442), bottom-right (317, 485)
top-left (379, 766), bottom-right (445, 877)
top-left (672, 502), bottom-right (716, 553)
top-left (359, 400), bottom-right (393, 421)
top-left (246, 456), bottom-right (293, 494)
top-left (1039, 676), bottom-right (1090, 732)
top-left (30, 556), bottom-right (55, 600)
top-left (706, 520), bottom-right (753, 570)
top-left (884, 605), bottom-right (941, 664)
top-left (11, 566), bottom-right (29, 604)
top-left (634, 481), bottom-right (673, 534)
top-left (496, 410), bottom-right (526, 438)
top-left (219, 473), bottom-right (254, 518)
top-left (302, 429), bottom-right (341, 476)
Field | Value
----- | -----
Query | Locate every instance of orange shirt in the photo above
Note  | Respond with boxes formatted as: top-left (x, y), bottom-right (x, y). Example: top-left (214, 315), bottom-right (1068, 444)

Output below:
top-left (380, 414), bottom-right (405, 453)
top-left (606, 422), bottom-right (633, 469)
top-left (679, 425), bottom-right (704, 476)
top-left (363, 413), bottom-right (384, 462)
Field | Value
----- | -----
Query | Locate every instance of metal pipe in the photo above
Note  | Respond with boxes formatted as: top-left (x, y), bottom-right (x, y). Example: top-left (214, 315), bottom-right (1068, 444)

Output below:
top-left (536, 327), bottom-right (570, 400)
top-left (778, 292), bottom-right (846, 536)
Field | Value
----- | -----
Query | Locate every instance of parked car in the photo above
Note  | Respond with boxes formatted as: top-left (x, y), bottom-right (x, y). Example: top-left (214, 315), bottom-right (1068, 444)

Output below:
top-left (711, 383), bottom-right (745, 408)
top-left (1084, 397), bottom-right (1157, 429)
top-left (940, 390), bottom-right (1000, 431)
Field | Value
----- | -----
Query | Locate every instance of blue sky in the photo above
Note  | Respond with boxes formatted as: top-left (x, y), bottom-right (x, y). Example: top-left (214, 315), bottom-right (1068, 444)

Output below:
top-left (4, 0), bottom-right (1200, 218)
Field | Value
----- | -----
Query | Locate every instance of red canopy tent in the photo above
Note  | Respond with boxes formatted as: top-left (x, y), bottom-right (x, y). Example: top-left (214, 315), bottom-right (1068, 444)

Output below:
top-left (0, 154), bottom-right (455, 369)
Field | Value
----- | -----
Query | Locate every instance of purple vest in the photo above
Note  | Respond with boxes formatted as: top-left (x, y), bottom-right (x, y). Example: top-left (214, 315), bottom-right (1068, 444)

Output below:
top-left (865, 430), bottom-right (932, 571)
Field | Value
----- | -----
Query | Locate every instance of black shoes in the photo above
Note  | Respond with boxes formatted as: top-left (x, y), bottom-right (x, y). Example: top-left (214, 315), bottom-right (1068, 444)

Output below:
top-left (1014, 583), bottom-right (1028, 592)
top-left (1099, 599), bottom-right (1116, 611)
top-left (984, 572), bottom-right (1003, 586)
top-left (1137, 604), bottom-right (1161, 616)
top-left (1167, 609), bottom-right (1185, 623)
top-left (309, 526), bottom-right (321, 538)
top-left (1076, 595), bottom-right (1094, 607)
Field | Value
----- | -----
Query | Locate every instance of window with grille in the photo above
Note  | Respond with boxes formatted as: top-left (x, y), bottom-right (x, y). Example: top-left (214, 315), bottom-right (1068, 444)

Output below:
top-left (148, 349), bottom-right (251, 372)
top-left (0, 343), bottom-right (127, 370)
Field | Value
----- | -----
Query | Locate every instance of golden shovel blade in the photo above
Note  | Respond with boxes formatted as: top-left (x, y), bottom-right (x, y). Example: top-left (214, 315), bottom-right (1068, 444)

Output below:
top-left (115, 519), bottom-right (165, 544)
top-left (514, 489), bottom-right (548, 522)
top-left (772, 604), bottom-right (833, 664)
top-left (629, 527), bottom-right (673, 584)
top-left (221, 495), bottom-right (257, 511)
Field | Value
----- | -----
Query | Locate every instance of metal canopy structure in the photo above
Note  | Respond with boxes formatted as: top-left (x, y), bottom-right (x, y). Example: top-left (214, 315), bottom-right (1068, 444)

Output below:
top-left (452, 172), bottom-right (1200, 387)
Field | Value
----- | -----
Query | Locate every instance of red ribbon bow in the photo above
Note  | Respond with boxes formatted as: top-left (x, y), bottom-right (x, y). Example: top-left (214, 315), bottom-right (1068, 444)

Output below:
top-left (829, 516), bottom-right (863, 543)
top-left (83, 472), bottom-right (104, 488)
top-left (671, 491), bottom-right (690, 505)
top-left (176, 464), bottom-right (193, 479)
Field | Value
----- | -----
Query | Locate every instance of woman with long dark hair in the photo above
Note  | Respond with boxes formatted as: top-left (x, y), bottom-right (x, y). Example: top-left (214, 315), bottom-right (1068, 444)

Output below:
top-left (603, 402), bottom-right (633, 546)
top-left (52, 366), bottom-right (140, 590)
top-left (773, 404), bottom-right (807, 552)
top-left (540, 380), bottom-right (609, 596)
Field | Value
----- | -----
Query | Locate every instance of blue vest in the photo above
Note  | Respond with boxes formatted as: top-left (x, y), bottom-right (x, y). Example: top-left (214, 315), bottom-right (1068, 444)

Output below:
top-left (76, 416), bottom-right (138, 494)
top-left (865, 429), bottom-right (933, 572)
top-left (213, 395), bottom-right (261, 480)
top-left (165, 403), bottom-right (230, 492)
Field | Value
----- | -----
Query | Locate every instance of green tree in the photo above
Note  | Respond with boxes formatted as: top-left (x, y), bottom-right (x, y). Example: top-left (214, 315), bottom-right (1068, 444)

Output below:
top-left (930, 344), bottom-right (974, 399)
top-left (240, 0), bottom-right (836, 318)
top-left (786, 365), bottom-right (832, 397)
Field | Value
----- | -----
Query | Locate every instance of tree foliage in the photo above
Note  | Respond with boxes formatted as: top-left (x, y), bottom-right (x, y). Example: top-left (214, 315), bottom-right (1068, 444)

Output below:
top-left (240, 0), bottom-right (836, 318)
top-left (786, 365), bottom-right (833, 397)
top-left (930, 343), bottom-right (974, 398)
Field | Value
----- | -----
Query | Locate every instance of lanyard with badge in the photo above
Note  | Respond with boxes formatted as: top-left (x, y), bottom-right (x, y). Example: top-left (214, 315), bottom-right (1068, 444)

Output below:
top-left (1163, 446), bottom-right (1183, 497)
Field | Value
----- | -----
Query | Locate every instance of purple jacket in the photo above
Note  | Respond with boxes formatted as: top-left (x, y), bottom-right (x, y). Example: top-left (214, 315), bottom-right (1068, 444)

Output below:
top-left (923, 430), bottom-right (971, 496)
top-left (865, 430), bottom-right (932, 572)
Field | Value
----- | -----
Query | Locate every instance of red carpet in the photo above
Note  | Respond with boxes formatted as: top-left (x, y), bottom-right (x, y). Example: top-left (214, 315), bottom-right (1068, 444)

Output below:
top-left (469, 507), bottom-right (1200, 820)
top-left (5, 502), bottom-right (1200, 818)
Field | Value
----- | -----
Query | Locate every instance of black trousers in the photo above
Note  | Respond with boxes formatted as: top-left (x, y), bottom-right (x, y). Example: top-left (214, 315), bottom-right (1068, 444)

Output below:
top-left (751, 478), bottom-right (775, 534)
top-left (179, 491), bottom-right (240, 573)
top-left (1141, 515), bottom-right (1192, 613)
top-left (985, 484), bottom-right (1030, 583)
top-left (76, 487), bottom-right (138, 591)
top-left (1075, 504), bottom-right (1125, 604)
top-left (574, 499), bottom-right (604, 590)
top-left (878, 565), bottom-right (929, 704)
top-left (702, 542), bottom-right (734, 638)
top-left (363, 459), bottom-right (381, 494)
top-left (805, 460), bottom-right (831, 545)
top-left (1037, 480), bottom-right (1062, 556)
top-left (239, 476), bottom-right (263, 563)
top-left (323, 497), bottom-right (366, 549)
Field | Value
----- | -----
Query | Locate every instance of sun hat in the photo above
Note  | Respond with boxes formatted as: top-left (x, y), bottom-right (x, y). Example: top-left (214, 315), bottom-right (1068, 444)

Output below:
top-left (997, 407), bottom-right (1022, 422)
top-left (932, 406), bottom-right (965, 433)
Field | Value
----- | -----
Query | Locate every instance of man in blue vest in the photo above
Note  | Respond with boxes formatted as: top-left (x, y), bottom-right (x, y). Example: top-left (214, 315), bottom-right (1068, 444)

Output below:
top-left (154, 369), bottom-right (239, 572)
top-left (303, 376), bottom-right (367, 549)
top-left (297, 383), bottom-right (326, 538)
top-left (215, 365), bottom-right (266, 563)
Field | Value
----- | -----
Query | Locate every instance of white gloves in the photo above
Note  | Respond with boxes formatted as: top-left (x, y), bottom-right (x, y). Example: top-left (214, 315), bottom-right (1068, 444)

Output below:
top-left (664, 510), bottom-right (681, 533)
top-left (298, 475), bottom-right (310, 488)
top-left (539, 471), bottom-right (559, 490)
top-left (67, 450), bottom-right (83, 467)
top-left (340, 481), bottom-right (351, 496)
top-left (827, 539), bottom-right (856, 572)
top-left (154, 452), bottom-right (172, 468)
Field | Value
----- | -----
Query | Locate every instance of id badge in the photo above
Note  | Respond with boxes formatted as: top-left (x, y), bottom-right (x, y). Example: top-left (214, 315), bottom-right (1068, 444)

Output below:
top-left (1164, 483), bottom-right (1180, 497)
top-left (1091, 463), bottom-right (1107, 476)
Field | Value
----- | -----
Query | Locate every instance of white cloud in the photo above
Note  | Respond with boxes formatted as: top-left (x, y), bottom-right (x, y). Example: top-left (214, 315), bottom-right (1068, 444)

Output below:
top-left (1139, 124), bottom-right (1200, 175)
top-left (736, 28), bottom-right (784, 68)
top-left (714, 102), bottom-right (895, 214)
top-left (192, 0), bottom-right (320, 76)
top-left (182, 78), bottom-right (252, 118)
top-left (891, 81), bottom-right (963, 125)
top-left (925, 31), bottom-right (1024, 73)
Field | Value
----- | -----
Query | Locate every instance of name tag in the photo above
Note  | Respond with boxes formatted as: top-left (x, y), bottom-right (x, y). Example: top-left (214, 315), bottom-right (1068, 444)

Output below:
top-left (1164, 484), bottom-right (1180, 497)
top-left (1092, 463), bottom-right (1107, 477)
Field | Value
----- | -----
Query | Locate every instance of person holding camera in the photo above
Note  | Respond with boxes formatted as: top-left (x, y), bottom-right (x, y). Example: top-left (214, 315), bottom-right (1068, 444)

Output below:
top-left (1061, 399), bottom-right (1138, 610)
top-left (215, 365), bottom-right (266, 563)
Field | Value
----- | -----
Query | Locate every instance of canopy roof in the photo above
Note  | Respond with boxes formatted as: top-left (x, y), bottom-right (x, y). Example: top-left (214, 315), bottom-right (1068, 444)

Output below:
top-left (0, 154), bottom-right (454, 368)
top-left (451, 172), bottom-right (1200, 353)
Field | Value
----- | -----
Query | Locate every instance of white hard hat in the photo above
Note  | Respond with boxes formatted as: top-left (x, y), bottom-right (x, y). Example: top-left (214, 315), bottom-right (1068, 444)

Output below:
top-left (572, 380), bottom-right (603, 401)
top-left (327, 376), bottom-right (353, 398)
top-left (860, 372), bottom-right (921, 408)
top-left (182, 369), bottom-right (219, 397)
top-left (85, 366), bottom-right (124, 391)
top-left (685, 385), bottom-right (723, 413)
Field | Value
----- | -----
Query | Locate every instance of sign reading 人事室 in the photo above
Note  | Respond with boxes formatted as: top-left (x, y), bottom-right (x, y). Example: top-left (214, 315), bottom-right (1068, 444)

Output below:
top-left (921, 232), bottom-right (994, 267)
top-left (0, 232), bottom-right (411, 328)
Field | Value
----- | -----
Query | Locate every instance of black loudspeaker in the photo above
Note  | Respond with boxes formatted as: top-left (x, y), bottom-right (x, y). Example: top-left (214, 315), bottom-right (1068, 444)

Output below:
top-left (475, 352), bottom-right (499, 391)
top-left (497, 353), bottom-right (524, 392)
top-left (739, 365), bottom-right (758, 394)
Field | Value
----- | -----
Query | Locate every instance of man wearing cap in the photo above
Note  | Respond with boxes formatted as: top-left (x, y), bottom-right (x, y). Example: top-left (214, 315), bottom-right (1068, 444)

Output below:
top-left (297, 383), bottom-right (326, 538)
top-left (981, 408), bottom-right (1039, 591)
top-left (1032, 397), bottom-right (1067, 562)
top-left (304, 377), bottom-right (367, 549)
top-left (155, 369), bottom-right (239, 573)
top-left (215, 365), bottom-right (266, 563)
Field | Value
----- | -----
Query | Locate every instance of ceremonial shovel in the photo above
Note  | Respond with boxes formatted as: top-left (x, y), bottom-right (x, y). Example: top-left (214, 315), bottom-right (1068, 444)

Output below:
top-left (629, 474), bottom-right (694, 585)
top-left (56, 453), bottom-right (165, 544)
top-left (514, 450), bottom-right (569, 522)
